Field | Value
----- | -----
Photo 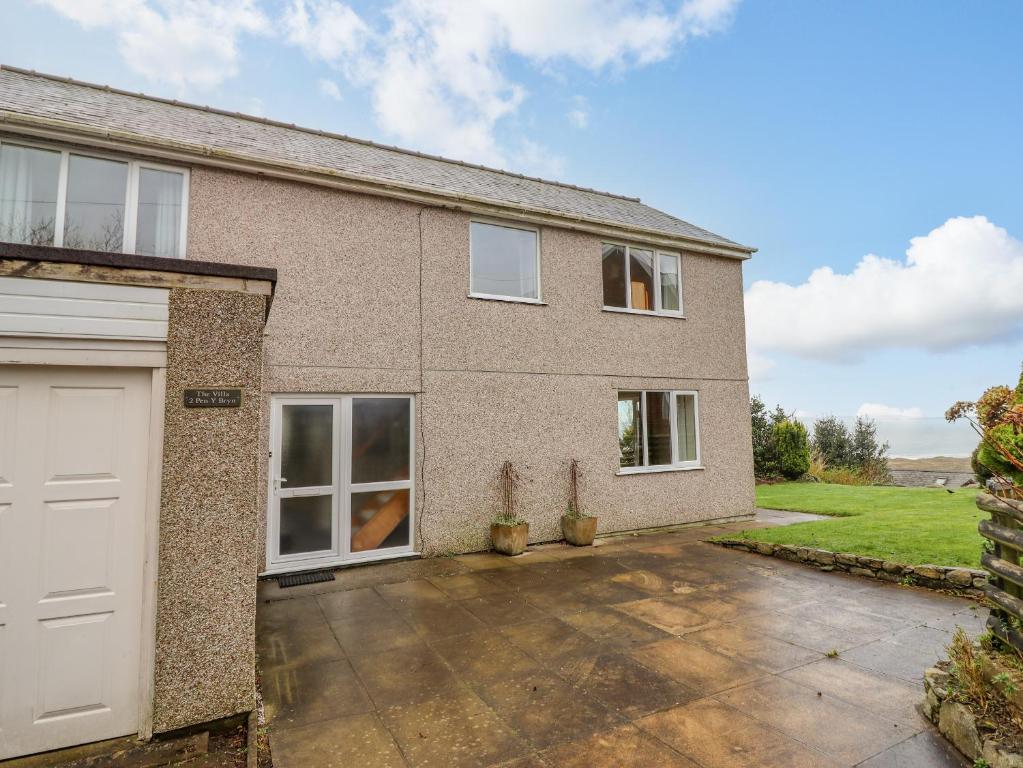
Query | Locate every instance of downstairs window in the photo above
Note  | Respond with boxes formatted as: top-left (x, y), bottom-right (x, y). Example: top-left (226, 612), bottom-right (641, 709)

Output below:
top-left (617, 390), bottom-right (701, 471)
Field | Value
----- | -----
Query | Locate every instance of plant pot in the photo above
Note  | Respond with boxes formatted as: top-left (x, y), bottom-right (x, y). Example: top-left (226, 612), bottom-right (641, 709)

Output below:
top-left (491, 522), bottom-right (529, 556)
top-left (562, 515), bottom-right (597, 546)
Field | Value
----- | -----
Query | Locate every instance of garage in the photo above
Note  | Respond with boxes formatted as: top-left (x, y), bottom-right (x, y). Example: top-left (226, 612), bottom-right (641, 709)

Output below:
top-left (0, 365), bottom-right (153, 758)
top-left (0, 243), bottom-right (275, 760)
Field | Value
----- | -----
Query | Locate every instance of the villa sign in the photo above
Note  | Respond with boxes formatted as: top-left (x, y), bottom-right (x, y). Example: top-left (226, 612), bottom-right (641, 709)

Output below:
top-left (183, 388), bottom-right (242, 408)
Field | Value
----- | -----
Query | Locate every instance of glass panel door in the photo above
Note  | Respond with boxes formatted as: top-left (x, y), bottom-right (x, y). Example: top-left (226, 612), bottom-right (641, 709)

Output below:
top-left (269, 394), bottom-right (415, 571)
top-left (271, 400), bottom-right (338, 563)
top-left (346, 396), bottom-right (414, 557)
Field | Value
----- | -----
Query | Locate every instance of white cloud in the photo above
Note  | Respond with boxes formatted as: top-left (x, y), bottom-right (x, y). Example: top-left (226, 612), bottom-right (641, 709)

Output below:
top-left (318, 78), bottom-right (343, 101)
top-left (37, 0), bottom-right (740, 171)
top-left (283, 0), bottom-right (368, 64)
top-left (857, 403), bottom-right (926, 421)
top-left (746, 350), bottom-right (776, 382)
top-left (568, 96), bottom-right (589, 129)
top-left (746, 216), bottom-right (1023, 364)
top-left (36, 0), bottom-right (270, 91)
top-left (282, 0), bottom-right (740, 170)
top-left (568, 111), bottom-right (589, 128)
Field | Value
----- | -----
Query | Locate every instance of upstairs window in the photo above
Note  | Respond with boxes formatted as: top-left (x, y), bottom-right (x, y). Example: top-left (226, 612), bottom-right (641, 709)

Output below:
top-left (602, 243), bottom-right (682, 316)
top-left (617, 390), bottom-right (701, 472)
top-left (0, 139), bottom-right (188, 258)
top-left (469, 220), bottom-right (541, 303)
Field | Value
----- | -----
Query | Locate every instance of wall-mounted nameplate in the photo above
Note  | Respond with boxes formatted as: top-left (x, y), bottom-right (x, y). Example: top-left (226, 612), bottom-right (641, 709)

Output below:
top-left (184, 388), bottom-right (242, 408)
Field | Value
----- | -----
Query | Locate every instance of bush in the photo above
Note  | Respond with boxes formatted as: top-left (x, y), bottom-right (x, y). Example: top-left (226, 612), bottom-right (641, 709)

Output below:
top-left (815, 466), bottom-right (872, 485)
top-left (971, 445), bottom-right (994, 483)
top-left (950, 364), bottom-right (1023, 488)
top-left (812, 416), bottom-right (852, 468)
top-left (773, 419), bottom-right (811, 479)
top-left (808, 414), bottom-right (891, 484)
top-left (750, 395), bottom-right (804, 479)
top-left (750, 395), bottom-right (774, 477)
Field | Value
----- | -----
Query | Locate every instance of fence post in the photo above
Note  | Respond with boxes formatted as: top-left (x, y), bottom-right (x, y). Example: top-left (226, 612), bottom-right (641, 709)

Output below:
top-left (978, 489), bottom-right (1023, 650)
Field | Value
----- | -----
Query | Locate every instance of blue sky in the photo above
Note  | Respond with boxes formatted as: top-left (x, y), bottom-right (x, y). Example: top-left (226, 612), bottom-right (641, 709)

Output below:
top-left (3, 0), bottom-right (1021, 456)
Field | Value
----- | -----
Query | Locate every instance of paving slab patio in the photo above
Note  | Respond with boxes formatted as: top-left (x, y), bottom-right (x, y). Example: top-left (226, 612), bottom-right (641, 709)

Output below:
top-left (256, 511), bottom-right (978, 767)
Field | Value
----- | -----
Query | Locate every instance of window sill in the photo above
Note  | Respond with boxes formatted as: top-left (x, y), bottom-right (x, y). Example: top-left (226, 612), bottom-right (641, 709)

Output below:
top-left (468, 293), bottom-right (547, 306)
top-left (616, 465), bottom-right (704, 476)
top-left (602, 306), bottom-right (685, 319)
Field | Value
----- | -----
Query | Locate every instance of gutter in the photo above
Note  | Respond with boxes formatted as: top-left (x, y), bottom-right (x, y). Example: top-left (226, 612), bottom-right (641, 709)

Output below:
top-left (0, 111), bottom-right (756, 260)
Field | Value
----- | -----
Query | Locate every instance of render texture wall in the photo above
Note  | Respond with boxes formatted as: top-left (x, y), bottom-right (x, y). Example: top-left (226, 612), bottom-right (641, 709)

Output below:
top-left (185, 167), bottom-right (754, 563)
top-left (153, 287), bottom-right (266, 732)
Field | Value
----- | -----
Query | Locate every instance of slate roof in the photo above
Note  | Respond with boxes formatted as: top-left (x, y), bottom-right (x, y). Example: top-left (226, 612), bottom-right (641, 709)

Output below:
top-left (0, 66), bottom-right (752, 254)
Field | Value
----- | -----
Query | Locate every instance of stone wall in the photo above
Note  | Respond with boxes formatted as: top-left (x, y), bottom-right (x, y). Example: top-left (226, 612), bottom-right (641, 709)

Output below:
top-left (891, 469), bottom-right (976, 488)
top-left (716, 538), bottom-right (986, 594)
top-left (922, 666), bottom-right (1023, 766)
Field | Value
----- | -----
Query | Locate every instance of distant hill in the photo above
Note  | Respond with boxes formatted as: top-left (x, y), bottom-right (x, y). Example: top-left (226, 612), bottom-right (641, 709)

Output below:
top-left (888, 456), bottom-right (972, 472)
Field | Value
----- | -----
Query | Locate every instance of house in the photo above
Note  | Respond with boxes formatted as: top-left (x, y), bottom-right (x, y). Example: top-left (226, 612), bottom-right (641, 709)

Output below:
top-left (0, 65), bottom-right (755, 760)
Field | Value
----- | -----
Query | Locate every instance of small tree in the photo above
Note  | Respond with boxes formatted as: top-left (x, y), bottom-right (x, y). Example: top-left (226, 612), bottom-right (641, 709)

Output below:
top-left (850, 416), bottom-right (892, 482)
top-left (812, 415), bottom-right (853, 469)
top-left (773, 419), bottom-right (811, 479)
top-left (948, 364), bottom-right (1023, 490)
top-left (750, 395), bottom-right (774, 477)
top-left (750, 395), bottom-right (800, 478)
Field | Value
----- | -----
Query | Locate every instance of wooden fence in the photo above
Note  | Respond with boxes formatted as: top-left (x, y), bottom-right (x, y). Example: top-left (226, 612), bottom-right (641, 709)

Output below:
top-left (978, 489), bottom-right (1023, 650)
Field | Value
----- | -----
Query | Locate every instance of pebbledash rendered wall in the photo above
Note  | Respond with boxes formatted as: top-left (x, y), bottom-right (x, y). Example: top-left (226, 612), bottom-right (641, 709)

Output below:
top-left (152, 287), bottom-right (268, 732)
top-left (184, 166), bottom-right (755, 564)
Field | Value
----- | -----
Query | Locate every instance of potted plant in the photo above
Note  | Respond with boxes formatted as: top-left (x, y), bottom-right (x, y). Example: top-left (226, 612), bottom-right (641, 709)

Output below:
top-left (491, 461), bottom-right (528, 555)
top-left (561, 459), bottom-right (597, 546)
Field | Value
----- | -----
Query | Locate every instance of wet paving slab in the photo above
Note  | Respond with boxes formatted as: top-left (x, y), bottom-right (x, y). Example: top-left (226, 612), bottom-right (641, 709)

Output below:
top-left (257, 510), bottom-right (979, 767)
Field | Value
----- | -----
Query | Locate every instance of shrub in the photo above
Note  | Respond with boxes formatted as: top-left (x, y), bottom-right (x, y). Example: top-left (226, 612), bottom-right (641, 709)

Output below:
top-left (851, 416), bottom-right (890, 470)
top-left (750, 395), bottom-right (803, 479)
top-left (972, 445), bottom-right (994, 483)
top-left (804, 414), bottom-right (892, 484)
top-left (857, 457), bottom-right (893, 485)
top-left (773, 419), bottom-right (811, 479)
top-left (751, 394), bottom-right (775, 477)
top-left (805, 447), bottom-right (828, 482)
top-left (949, 363), bottom-right (1023, 488)
top-left (812, 415), bottom-right (853, 469)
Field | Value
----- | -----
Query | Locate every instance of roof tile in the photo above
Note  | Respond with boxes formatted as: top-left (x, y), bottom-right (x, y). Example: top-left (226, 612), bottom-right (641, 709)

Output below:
top-left (0, 66), bottom-right (750, 253)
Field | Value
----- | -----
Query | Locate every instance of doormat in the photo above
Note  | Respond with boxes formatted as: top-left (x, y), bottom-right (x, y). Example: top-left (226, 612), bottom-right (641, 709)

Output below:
top-left (277, 570), bottom-right (335, 589)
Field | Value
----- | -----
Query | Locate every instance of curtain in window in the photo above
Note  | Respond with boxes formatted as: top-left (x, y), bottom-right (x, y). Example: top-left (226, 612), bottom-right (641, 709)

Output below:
top-left (136, 168), bottom-right (182, 257)
top-left (676, 394), bottom-right (698, 462)
top-left (0, 145), bottom-right (59, 245)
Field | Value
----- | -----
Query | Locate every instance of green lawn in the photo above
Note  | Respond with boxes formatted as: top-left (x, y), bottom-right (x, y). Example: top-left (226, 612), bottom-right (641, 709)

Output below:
top-left (728, 483), bottom-right (985, 568)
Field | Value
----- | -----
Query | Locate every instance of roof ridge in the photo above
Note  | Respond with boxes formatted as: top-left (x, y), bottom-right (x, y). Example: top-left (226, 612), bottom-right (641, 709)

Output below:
top-left (0, 64), bottom-right (644, 204)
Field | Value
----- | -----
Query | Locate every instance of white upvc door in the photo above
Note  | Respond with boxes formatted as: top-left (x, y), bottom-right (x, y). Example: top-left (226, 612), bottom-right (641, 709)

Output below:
top-left (267, 394), bottom-right (415, 573)
top-left (0, 365), bottom-right (151, 760)
top-left (268, 398), bottom-right (340, 567)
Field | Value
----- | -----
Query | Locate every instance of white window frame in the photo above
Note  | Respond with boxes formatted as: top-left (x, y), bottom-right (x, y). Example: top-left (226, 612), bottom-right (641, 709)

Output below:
top-left (265, 393), bottom-right (417, 574)
top-left (0, 136), bottom-right (189, 258)
top-left (468, 217), bottom-right (544, 305)
top-left (617, 389), bottom-right (702, 475)
top-left (602, 242), bottom-right (684, 317)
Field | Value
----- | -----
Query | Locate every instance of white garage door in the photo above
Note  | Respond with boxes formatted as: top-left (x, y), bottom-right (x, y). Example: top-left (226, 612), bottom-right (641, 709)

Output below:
top-left (0, 365), bottom-right (152, 760)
